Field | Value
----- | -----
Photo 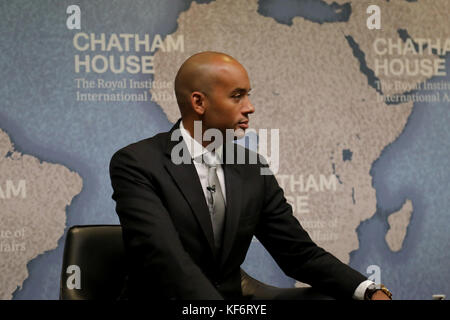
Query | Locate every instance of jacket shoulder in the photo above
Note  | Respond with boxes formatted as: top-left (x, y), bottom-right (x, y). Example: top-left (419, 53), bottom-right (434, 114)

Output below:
top-left (110, 131), bottom-right (170, 165)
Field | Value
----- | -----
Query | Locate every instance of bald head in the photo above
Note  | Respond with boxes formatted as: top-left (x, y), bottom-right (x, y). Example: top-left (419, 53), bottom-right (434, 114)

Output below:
top-left (174, 51), bottom-right (244, 115)
top-left (173, 51), bottom-right (254, 143)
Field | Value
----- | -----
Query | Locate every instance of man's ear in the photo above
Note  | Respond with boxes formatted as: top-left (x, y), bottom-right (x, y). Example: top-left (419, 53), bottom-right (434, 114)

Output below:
top-left (190, 91), bottom-right (206, 115)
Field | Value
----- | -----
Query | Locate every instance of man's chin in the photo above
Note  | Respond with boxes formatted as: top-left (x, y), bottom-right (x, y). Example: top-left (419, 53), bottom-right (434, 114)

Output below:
top-left (222, 127), bottom-right (246, 142)
top-left (233, 128), bottom-right (246, 139)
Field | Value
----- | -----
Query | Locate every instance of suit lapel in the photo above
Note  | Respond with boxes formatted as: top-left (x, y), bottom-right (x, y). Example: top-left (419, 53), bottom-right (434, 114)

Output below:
top-left (219, 144), bottom-right (243, 268)
top-left (162, 121), bottom-right (245, 267)
top-left (163, 120), bottom-right (216, 256)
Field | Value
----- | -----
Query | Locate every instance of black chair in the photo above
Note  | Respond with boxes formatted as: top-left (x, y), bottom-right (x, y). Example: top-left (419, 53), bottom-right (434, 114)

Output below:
top-left (60, 225), bottom-right (332, 300)
top-left (60, 225), bottom-right (127, 300)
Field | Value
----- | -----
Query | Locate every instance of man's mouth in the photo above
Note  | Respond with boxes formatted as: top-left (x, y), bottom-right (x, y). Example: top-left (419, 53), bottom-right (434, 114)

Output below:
top-left (238, 120), bottom-right (249, 129)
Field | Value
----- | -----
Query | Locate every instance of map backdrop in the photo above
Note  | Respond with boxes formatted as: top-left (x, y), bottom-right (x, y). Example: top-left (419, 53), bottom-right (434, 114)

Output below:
top-left (0, 0), bottom-right (449, 300)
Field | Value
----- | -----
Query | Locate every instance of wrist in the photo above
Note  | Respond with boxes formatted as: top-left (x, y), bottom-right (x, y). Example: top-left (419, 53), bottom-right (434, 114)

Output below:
top-left (364, 283), bottom-right (392, 300)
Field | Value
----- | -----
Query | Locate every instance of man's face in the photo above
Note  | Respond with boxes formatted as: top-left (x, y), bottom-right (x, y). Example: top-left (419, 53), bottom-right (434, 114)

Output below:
top-left (202, 61), bottom-right (254, 136)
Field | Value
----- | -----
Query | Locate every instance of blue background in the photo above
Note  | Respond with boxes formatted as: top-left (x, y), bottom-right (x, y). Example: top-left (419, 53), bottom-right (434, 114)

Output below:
top-left (0, 0), bottom-right (448, 299)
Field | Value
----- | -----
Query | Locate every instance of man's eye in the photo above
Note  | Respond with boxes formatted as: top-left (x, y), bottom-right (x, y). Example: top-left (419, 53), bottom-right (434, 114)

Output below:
top-left (231, 91), bottom-right (251, 100)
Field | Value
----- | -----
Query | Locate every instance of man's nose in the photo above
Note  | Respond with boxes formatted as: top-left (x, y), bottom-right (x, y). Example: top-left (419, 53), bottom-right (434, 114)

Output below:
top-left (243, 97), bottom-right (255, 114)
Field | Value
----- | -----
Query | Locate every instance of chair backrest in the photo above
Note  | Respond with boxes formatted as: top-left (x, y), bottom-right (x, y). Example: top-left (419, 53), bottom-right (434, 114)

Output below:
top-left (60, 225), bottom-right (127, 300)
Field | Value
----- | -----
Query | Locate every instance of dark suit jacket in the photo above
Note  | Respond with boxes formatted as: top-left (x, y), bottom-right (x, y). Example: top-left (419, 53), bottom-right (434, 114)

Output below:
top-left (109, 120), bottom-right (367, 300)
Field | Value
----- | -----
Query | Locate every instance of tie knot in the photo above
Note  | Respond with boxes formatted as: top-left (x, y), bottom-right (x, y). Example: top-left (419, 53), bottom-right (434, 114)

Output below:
top-left (203, 152), bottom-right (219, 168)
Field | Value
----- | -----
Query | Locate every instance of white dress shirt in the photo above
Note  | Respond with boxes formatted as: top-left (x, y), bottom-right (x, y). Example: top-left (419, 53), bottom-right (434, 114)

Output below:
top-left (179, 121), bottom-right (226, 206)
top-left (179, 120), bottom-right (372, 299)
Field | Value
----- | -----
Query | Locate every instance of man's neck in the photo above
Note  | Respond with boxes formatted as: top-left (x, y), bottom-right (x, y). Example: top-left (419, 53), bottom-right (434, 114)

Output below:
top-left (181, 118), bottom-right (214, 149)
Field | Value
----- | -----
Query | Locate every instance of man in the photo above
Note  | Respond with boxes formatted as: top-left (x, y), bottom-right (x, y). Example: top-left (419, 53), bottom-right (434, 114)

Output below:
top-left (109, 51), bottom-right (391, 300)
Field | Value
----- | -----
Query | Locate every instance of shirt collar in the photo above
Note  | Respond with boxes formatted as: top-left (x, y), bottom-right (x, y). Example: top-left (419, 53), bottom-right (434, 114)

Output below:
top-left (179, 120), bottom-right (223, 163)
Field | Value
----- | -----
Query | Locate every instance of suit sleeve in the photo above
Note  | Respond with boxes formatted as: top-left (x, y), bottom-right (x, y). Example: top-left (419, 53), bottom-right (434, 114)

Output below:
top-left (254, 167), bottom-right (367, 299)
top-left (110, 148), bottom-right (223, 300)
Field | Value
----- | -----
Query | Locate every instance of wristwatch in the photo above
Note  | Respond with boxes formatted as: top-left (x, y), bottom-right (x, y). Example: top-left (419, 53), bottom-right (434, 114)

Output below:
top-left (364, 283), bottom-right (392, 300)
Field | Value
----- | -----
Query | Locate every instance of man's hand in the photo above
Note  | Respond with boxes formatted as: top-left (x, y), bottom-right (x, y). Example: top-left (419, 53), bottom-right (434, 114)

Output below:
top-left (364, 283), bottom-right (392, 300)
top-left (371, 290), bottom-right (392, 300)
